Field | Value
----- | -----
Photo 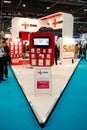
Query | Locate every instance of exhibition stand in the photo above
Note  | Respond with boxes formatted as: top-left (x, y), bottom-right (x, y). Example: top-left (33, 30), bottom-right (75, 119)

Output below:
top-left (10, 12), bottom-right (74, 65)
top-left (7, 12), bottom-right (79, 126)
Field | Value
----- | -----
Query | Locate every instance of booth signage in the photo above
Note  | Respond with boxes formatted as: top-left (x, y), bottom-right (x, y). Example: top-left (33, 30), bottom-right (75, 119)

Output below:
top-left (35, 68), bottom-right (51, 90)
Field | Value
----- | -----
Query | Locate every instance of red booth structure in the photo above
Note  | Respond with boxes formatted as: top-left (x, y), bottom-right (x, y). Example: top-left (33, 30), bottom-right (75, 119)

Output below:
top-left (8, 38), bottom-right (29, 65)
top-left (29, 32), bottom-right (54, 67)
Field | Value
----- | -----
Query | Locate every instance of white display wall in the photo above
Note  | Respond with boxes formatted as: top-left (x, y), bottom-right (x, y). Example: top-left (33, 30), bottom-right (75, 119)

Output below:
top-left (11, 12), bottom-right (74, 61)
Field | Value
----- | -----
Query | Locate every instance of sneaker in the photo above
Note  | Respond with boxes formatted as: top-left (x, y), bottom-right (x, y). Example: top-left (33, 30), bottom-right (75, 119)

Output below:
top-left (1, 79), bottom-right (6, 81)
top-left (5, 75), bottom-right (8, 78)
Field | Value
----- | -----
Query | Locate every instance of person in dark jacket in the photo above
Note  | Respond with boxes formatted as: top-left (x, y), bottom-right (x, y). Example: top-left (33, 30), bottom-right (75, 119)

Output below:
top-left (0, 41), bottom-right (6, 82)
top-left (2, 38), bottom-right (11, 78)
top-left (55, 44), bottom-right (59, 65)
top-left (78, 45), bottom-right (82, 58)
top-left (82, 47), bottom-right (86, 60)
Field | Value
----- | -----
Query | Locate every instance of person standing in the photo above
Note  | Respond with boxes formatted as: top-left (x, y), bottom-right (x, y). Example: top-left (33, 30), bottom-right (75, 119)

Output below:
top-left (55, 44), bottom-right (59, 65)
top-left (78, 45), bottom-right (82, 58)
top-left (3, 41), bottom-right (10, 77)
top-left (23, 42), bottom-right (27, 58)
top-left (2, 37), bottom-right (11, 78)
top-left (82, 47), bottom-right (86, 60)
top-left (0, 41), bottom-right (6, 82)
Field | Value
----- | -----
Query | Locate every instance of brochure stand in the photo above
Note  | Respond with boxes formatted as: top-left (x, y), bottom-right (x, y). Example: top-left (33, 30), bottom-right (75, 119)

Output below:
top-left (34, 68), bottom-right (52, 96)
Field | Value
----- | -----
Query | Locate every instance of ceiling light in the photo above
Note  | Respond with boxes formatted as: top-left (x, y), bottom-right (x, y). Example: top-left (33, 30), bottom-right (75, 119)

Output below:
top-left (22, 4), bottom-right (26, 7)
top-left (84, 9), bottom-right (87, 12)
top-left (46, 7), bottom-right (50, 10)
top-left (18, 12), bottom-right (21, 15)
top-left (3, 0), bottom-right (12, 3)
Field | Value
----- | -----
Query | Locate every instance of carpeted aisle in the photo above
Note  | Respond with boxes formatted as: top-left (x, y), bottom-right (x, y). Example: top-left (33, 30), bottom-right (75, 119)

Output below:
top-left (45, 60), bottom-right (87, 130)
top-left (0, 66), bottom-right (41, 130)
top-left (1, 60), bottom-right (87, 130)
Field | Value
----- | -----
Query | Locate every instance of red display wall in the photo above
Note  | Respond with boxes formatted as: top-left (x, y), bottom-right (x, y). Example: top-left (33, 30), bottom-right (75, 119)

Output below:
top-left (29, 32), bottom-right (54, 67)
top-left (9, 38), bottom-right (23, 58)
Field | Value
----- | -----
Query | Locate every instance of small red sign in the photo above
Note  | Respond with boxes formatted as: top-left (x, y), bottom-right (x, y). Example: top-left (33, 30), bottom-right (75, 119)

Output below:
top-left (37, 81), bottom-right (49, 89)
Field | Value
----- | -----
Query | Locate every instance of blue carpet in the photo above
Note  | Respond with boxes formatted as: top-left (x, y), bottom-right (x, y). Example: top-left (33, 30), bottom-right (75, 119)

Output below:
top-left (0, 66), bottom-right (41, 130)
top-left (45, 60), bottom-right (87, 130)
top-left (1, 60), bottom-right (87, 130)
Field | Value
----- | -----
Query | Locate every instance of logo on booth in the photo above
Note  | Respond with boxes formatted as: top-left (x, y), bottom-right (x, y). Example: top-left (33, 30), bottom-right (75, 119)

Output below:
top-left (21, 21), bottom-right (37, 29)
top-left (52, 19), bottom-right (63, 28)
top-left (38, 70), bottom-right (48, 75)
top-left (21, 21), bottom-right (29, 29)
top-left (38, 70), bottom-right (42, 75)
top-left (52, 19), bottom-right (58, 28)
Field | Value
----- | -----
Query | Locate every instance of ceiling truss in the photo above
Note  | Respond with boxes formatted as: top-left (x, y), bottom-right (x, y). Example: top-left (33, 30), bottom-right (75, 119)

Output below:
top-left (0, 0), bottom-right (87, 34)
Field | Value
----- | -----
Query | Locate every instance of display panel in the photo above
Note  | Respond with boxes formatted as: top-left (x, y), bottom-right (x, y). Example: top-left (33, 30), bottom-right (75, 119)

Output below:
top-left (33, 37), bottom-right (50, 47)
top-left (30, 32), bottom-right (54, 67)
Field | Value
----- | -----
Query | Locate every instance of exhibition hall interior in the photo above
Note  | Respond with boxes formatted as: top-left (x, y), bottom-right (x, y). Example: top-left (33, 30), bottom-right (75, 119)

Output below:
top-left (0, 0), bottom-right (87, 130)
